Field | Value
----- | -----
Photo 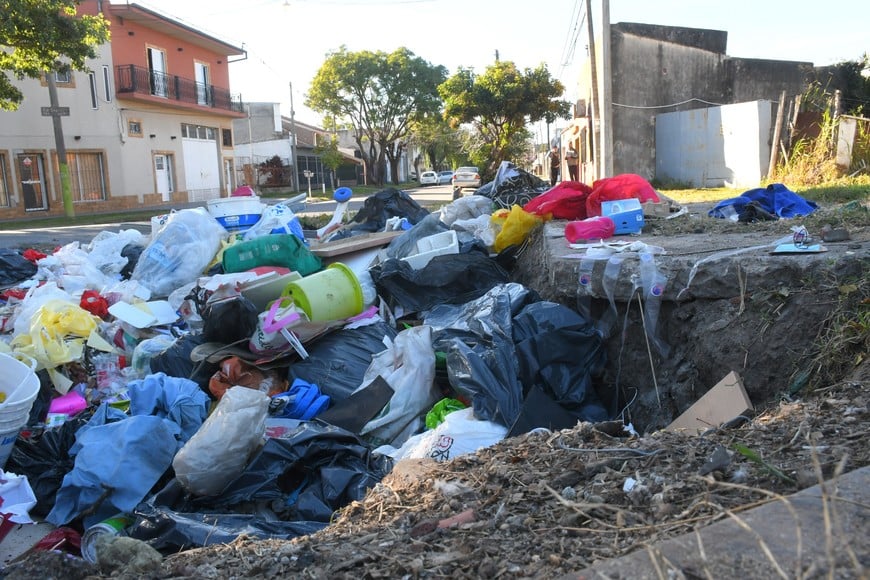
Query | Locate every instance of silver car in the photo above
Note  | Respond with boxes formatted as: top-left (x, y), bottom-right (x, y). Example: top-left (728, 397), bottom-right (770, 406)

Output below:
top-left (451, 166), bottom-right (481, 190)
top-left (437, 170), bottom-right (454, 185)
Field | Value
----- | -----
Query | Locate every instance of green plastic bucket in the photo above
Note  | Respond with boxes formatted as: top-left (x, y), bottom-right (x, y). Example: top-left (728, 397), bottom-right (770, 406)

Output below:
top-left (282, 263), bottom-right (364, 322)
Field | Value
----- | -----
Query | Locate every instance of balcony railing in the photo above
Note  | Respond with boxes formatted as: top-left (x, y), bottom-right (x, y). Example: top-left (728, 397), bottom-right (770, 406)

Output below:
top-left (115, 64), bottom-right (244, 114)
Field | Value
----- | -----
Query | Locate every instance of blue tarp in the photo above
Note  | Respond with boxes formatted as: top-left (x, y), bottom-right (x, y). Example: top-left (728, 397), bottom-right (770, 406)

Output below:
top-left (708, 183), bottom-right (818, 219)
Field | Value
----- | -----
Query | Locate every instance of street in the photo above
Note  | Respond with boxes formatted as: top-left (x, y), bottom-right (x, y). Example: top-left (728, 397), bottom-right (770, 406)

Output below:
top-left (0, 183), bottom-right (457, 249)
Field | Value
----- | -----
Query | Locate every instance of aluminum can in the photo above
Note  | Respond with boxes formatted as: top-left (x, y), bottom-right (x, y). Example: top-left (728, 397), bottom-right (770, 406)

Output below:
top-left (81, 515), bottom-right (132, 564)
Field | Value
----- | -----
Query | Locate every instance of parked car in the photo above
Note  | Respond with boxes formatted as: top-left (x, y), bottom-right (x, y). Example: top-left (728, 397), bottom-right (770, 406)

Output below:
top-left (419, 171), bottom-right (439, 186)
top-left (437, 170), bottom-right (454, 185)
top-left (451, 166), bottom-right (481, 190)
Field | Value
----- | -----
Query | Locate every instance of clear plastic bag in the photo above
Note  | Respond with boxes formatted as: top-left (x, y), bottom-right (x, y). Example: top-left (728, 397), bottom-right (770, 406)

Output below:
top-left (172, 386), bottom-right (269, 497)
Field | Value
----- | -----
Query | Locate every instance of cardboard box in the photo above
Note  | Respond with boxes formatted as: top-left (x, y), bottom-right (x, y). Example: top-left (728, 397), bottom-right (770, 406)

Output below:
top-left (601, 199), bottom-right (644, 234)
top-left (643, 201), bottom-right (671, 218)
top-left (667, 371), bottom-right (753, 435)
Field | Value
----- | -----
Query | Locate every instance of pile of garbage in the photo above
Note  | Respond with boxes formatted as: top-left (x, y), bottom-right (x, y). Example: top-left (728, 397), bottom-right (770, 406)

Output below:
top-left (0, 169), bottom-right (707, 567)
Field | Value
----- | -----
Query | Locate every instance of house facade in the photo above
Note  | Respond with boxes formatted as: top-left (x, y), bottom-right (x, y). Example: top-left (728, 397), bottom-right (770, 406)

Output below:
top-left (0, 0), bottom-right (245, 221)
top-left (571, 20), bottom-right (816, 185)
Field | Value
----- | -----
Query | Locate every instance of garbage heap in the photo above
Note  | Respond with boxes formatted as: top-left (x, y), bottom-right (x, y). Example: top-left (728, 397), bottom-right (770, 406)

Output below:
top-left (0, 166), bottom-right (784, 564)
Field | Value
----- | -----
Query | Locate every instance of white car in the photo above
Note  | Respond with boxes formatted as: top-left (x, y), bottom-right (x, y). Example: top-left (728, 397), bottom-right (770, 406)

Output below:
top-left (451, 166), bottom-right (481, 190)
top-left (419, 171), bottom-right (438, 186)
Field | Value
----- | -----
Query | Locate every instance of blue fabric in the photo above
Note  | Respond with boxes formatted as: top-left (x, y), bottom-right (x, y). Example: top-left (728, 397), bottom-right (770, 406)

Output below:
top-left (708, 183), bottom-right (818, 219)
top-left (46, 415), bottom-right (179, 527)
top-left (68, 403), bottom-right (128, 456)
top-left (127, 372), bottom-right (211, 449)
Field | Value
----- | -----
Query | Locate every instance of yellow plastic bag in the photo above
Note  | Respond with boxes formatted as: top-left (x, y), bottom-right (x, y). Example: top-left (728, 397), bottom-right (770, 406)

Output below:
top-left (10, 299), bottom-right (101, 370)
top-left (492, 205), bottom-right (543, 253)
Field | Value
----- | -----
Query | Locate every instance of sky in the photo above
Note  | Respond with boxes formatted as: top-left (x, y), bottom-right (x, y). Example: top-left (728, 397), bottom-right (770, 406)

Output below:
top-left (131, 0), bottom-right (868, 145)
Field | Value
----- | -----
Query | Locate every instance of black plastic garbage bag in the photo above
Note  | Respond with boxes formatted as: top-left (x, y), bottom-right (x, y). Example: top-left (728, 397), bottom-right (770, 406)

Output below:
top-left (119, 243), bottom-right (144, 280)
top-left (372, 252), bottom-right (510, 313)
top-left (286, 321), bottom-right (397, 402)
top-left (202, 295), bottom-right (259, 344)
top-left (150, 333), bottom-right (220, 391)
top-left (207, 422), bottom-right (393, 522)
top-left (6, 414), bottom-right (92, 517)
top-left (512, 301), bottom-right (609, 421)
top-left (0, 249), bottom-right (37, 287)
top-left (348, 187), bottom-right (430, 233)
top-left (129, 479), bottom-right (324, 552)
top-left (478, 161), bottom-right (550, 210)
top-left (384, 213), bottom-right (449, 260)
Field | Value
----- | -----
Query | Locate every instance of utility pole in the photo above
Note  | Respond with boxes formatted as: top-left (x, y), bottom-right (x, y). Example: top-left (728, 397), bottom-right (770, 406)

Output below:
top-left (46, 72), bottom-right (75, 218)
top-left (288, 82), bottom-right (298, 192)
top-left (601, 0), bottom-right (613, 178)
top-left (585, 0), bottom-right (600, 182)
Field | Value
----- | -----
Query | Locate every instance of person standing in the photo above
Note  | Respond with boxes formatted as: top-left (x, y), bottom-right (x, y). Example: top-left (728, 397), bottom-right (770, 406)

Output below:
top-left (548, 145), bottom-right (560, 186)
top-left (565, 144), bottom-right (579, 181)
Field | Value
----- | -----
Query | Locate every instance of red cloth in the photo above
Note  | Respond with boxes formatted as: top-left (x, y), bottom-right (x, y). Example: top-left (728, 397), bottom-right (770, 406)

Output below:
top-left (80, 290), bottom-right (109, 319)
top-left (586, 174), bottom-right (659, 217)
top-left (565, 216), bottom-right (616, 243)
top-left (523, 181), bottom-right (593, 220)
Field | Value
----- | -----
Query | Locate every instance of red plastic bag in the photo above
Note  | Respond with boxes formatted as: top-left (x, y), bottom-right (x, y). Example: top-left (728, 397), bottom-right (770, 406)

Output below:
top-left (565, 216), bottom-right (616, 243)
top-left (586, 174), bottom-right (659, 217)
top-left (523, 181), bottom-right (593, 220)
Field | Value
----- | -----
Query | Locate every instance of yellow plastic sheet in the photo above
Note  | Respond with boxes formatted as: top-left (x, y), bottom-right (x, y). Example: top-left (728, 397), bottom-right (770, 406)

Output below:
top-left (10, 299), bottom-right (101, 371)
top-left (492, 205), bottom-right (543, 253)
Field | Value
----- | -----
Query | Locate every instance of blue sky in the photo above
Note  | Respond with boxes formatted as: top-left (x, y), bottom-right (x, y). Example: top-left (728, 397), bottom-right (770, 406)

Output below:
top-left (132, 0), bottom-right (868, 139)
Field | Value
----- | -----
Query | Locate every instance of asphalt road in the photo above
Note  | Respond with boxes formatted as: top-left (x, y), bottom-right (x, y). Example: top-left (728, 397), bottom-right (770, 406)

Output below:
top-left (0, 184), bottom-right (456, 249)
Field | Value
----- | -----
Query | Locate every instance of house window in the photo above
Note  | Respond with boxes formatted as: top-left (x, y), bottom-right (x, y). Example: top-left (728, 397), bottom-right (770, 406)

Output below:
top-left (68, 152), bottom-right (107, 201)
top-left (88, 72), bottom-right (98, 109)
top-left (147, 47), bottom-right (168, 97)
top-left (222, 128), bottom-right (233, 147)
top-left (102, 65), bottom-right (112, 101)
top-left (0, 153), bottom-right (9, 207)
top-left (181, 123), bottom-right (218, 141)
top-left (194, 62), bottom-right (210, 106)
top-left (55, 70), bottom-right (72, 84)
top-left (128, 120), bottom-right (143, 137)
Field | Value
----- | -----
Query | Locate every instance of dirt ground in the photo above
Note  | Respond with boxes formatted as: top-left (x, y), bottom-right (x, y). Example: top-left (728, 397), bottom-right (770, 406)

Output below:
top-left (1, 200), bottom-right (868, 579)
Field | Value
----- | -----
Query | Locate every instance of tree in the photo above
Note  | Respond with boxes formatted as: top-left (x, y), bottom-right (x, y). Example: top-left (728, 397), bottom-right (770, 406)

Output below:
top-left (307, 46), bottom-right (447, 186)
top-left (314, 135), bottom-right (345, 189)
top-left (439, 61), bottom-right (571, 180)
top-left (407, 113), bottom-right (462, 172)
top-left (0, 0), bottom-right (110, 111)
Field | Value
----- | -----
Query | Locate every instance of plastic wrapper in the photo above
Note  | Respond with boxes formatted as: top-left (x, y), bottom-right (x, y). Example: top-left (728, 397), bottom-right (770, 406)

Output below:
top-left (35, 242), bottom-right (113, 294)
top-left (357, 325), bottom-right (440, 448)
top-left (438, 195), bottom-right (494, 227)
top-left (493, 205), bottom-right (543, 253)
top-left (85, 229), bottom-right (147, 278)
top-left (10, 299), bottom-right (101, 371)
top-left (131, 208), bottom-right (226, 298)
top-left (172, 386), bottom-right (269, 497)
top-left (242, 203), bottom-right (307, 244)
top-left (478, 161), bottom-right (550, 210)
top-left (383, 214), bottom-right (449, 260)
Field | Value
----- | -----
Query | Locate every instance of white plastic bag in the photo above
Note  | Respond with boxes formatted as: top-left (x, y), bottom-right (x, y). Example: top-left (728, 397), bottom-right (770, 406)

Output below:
top-left (172, 386), bottom-right (269, 497)
top-left (131, 208), bottom-right (226, 298)
top-left (357, 325), bottom-right (440, 447)
top-left (242, 203), bottom-right (306, 243)
top-left (377, 408), bottom-right (508, 462)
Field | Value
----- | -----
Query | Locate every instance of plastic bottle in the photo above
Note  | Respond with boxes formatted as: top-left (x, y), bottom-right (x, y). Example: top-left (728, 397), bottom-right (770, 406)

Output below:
top-left (638, 252), bottom-right (670, 357)
top-left (576, 258), bottom-right (596, 320)
top-left (598, 255), bottom-right (625, 338)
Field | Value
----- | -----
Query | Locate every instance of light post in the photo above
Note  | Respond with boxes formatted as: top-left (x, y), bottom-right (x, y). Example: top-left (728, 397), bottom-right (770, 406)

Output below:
top-left (288, 82), bottom-right (298, 192)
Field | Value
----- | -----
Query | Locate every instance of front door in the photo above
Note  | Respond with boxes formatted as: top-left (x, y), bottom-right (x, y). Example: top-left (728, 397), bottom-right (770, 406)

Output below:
top-left (154, 154), bottom-right (173, 202)
top-left (18, 154), bottom-right (48, 211)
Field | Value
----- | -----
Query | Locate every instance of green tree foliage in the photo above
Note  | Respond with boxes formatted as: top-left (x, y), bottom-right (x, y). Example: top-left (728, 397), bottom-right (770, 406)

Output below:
top-left (314, 135), bottom-right (345, 188)
top-left (407, 113), bottom-right (462, 173)
top-left (306, 46), bottom-right (447, 186)
top-left (439, 61), bottom-right (570, 180)
top-left (0, 0), bottom-right (110, 111)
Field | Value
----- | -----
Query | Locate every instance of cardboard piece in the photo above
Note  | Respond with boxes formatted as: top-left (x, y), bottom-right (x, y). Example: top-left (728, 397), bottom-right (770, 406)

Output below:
top-left (667, 371), bottom-right (753, 434)
top-left (309, 230), bottom-right (403, 258)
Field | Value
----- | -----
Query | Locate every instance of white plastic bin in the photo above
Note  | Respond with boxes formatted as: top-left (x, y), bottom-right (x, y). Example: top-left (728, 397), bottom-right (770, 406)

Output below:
top-left (401, 230), bottom-right (459, 270)
top-left (207, 196), bottom-right (265, 232)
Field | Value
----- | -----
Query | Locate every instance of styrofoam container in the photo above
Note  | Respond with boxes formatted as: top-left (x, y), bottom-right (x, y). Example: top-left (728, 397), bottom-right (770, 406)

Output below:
top-left (207, 196), bottom-right (265, 232)
top-left (401, 230), bottom-right (459, 270)
top-left (601, 199), bottom-right (644, 235)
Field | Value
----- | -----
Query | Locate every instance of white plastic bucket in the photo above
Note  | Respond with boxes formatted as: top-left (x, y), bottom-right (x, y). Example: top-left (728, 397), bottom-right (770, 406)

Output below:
top-left (207, 196), bottom-right (264, 232)
top-left (0, 353), bottom-right (41, 469)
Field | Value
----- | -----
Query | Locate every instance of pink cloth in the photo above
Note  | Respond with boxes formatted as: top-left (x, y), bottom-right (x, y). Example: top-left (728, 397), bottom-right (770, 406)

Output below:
top-left (586, 174), bottom-right (659, 217)
top-left (565, 216), bottom-right (616, 243)
top-left (524, 181), bottom-right (593, 220)
top-left (231, 185), bottom-right (256, 197)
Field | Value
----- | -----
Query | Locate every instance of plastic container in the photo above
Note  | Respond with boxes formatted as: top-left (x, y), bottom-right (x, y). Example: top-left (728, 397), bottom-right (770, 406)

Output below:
top-left (0, 353), bottom-right (41, 469)
top-left (207, 196), bottom-right (264, 232)
top-left (601, 199), bottom-right (644, 235)
top-left (282, 263), bottom-right (364, 322)
top-left (401, 230), bottom-right (459, 270)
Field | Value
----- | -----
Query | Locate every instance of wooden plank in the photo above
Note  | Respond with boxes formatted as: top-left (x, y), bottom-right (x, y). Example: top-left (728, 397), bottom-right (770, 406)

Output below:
top-left (666, 371), bottom-right (753, 434)
top-left (309, 230), bottom-right (403, 258)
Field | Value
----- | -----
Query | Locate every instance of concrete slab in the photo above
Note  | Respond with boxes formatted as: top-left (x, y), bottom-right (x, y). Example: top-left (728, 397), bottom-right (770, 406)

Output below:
top-left (563, 466), bottom-right (870, 579)
top-left (0, 520), bottom-right (55, 567)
